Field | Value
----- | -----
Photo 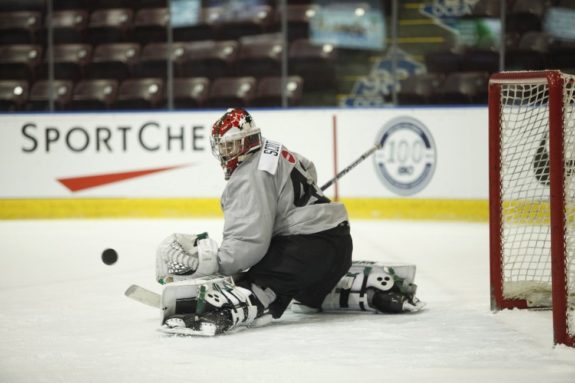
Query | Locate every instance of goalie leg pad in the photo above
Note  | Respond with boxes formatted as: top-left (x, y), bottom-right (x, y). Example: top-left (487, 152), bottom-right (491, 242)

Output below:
top-left (318, 261), bottom-right (423, 314)
top-left (160, 276), bottom-right (272, 336)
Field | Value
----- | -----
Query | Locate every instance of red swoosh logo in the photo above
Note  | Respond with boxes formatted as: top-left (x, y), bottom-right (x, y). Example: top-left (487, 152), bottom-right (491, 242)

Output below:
top-left (58, 164), bottom-right (190, 192)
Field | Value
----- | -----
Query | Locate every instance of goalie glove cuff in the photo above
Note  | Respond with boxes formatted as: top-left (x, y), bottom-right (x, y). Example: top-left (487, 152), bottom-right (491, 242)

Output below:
top-left (194, 237), bottom-right (219, 277)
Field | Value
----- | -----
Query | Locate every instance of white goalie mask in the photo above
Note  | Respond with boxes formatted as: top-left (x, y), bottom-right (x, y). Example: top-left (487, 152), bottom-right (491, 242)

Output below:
top-left (210, 108), bottom-right (262, 180)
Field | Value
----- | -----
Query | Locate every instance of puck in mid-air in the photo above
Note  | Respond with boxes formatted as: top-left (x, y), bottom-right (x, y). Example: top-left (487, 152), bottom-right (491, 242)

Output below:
top-left (102, 248), bottom-right (118, 265)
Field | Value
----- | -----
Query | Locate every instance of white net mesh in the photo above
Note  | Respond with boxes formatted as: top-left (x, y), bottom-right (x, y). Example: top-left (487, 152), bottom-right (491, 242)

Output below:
top-left (496, 72), bottom-right (575, 339)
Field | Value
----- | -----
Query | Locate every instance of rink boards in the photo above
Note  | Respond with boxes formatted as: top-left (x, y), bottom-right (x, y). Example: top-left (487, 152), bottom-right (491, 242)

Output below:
top-left (0, 107), bottom-right (488, 220)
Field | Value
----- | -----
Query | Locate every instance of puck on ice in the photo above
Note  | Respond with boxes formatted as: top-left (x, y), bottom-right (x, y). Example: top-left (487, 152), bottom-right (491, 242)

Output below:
top-left (102, 248), bottom-right (118, 265)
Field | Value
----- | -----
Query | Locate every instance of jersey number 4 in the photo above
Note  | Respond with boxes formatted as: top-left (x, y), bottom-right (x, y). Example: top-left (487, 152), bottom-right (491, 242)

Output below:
top-left (290, 166), bottom-right (330, 207)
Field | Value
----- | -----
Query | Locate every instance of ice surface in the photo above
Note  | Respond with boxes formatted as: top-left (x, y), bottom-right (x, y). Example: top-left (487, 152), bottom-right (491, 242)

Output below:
top-left (0, 219), bottom-right (574, 383)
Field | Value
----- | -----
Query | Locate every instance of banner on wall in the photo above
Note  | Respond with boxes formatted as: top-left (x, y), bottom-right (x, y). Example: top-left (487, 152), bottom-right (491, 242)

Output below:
top-left (0, 108), bottom-right (489, 200)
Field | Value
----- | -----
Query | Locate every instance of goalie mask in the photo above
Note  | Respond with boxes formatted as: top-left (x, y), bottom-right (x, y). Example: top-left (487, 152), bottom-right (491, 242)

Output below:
top-left (210, 108), bottom-right (262, 180)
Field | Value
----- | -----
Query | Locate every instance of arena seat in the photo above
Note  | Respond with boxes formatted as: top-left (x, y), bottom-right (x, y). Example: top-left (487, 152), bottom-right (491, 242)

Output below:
top-left (0, 11), bottom-right (42, 44)
top-left (214, 5), bottom-right (274, 41)
top-left (178, 40), bottom-right (239, 79)
top-left (206, 76), bottom-right (257, 108)
top-left (37, 44), bottom-right (92, 81)
top-left (288, 39), bottom-right (337, 91)
top-left (27, 80), bottom-right (74, 110)
top-left (252, 76), bottom-right (303, 107)
top-left (87, 8), bottom-right (134, 44)
top-left (173, 7), bottom-right (218, 42)
top-left (271, 4), bottom-right (319, 42)
top-left (113, 78), bottom-right (164, 109)
top-left (132, 7), bottom-right (169, 44)
top-left (0, 44), bottom-right (43, 80)
top-left (132, 42), bottom-right (186, 79)
top-left (66, 79), bottom-right (118, 110)
top-left (0, 79), bottom-right (28, 111)
top-left (236, 38), bottom-right (284, 78)
top-left (85, 43), bottom-right (140, 80)
top-left (48, 9), bottom-right (89, 44)
top-left (172, 77), bottom-right (210, 109)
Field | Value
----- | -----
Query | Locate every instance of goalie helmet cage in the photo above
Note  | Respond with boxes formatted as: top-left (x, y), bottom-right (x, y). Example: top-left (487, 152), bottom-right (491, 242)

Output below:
top-left (489, 70), bottom-right (575, 347)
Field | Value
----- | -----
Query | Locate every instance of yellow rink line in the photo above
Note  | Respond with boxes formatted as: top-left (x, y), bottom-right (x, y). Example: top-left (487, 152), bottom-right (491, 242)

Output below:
top-left (0, 198), bottom-right (489, 222)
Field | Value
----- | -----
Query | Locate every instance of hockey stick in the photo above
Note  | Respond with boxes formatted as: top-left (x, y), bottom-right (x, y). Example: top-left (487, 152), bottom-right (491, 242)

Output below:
top-left (319, 143), bottom-right (382, 191)
top-left (125, 284), bottom-right (161, 308)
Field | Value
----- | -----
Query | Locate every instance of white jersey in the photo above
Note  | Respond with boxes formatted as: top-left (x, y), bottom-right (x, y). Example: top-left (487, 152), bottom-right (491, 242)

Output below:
top-left (217, 138), bottom-right (349, 275)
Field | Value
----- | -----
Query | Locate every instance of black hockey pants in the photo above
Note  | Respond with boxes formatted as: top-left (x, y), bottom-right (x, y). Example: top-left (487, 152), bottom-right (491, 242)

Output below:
top-left (237, 221), bottom-right (353, 319)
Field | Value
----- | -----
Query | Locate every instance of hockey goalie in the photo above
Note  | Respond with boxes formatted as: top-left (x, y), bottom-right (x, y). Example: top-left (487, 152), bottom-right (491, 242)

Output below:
top-left (155, 108), bottom-right (425, 336)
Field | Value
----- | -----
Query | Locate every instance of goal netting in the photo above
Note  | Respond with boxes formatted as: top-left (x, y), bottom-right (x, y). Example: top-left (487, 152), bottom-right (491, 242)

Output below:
top-left (489, 70), bottom-right (575, 347)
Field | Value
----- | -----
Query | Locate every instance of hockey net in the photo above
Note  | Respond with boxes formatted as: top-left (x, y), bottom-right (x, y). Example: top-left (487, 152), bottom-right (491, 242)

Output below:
top-left (489, 70), bottom-right (575, 347)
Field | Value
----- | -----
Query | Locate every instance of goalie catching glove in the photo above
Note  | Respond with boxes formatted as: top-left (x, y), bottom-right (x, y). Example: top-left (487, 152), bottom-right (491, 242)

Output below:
top-left (156, 232), bottom-right (219, 284)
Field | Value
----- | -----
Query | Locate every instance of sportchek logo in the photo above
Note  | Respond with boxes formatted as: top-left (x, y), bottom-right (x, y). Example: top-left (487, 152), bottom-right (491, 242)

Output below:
top-left (21, 121), bottom-right (206, 153)
top-left (18, 121), bottom-right (207, 193)
top-left (58, 164), bottom-right (190, 192)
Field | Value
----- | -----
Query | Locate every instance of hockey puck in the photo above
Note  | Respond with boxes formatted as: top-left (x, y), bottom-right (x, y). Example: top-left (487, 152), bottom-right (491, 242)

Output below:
top-left (102, 248), bottom-right (118, 265)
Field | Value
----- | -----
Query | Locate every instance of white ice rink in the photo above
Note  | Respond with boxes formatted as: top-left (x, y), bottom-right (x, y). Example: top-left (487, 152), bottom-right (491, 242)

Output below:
top-left (0, 219), bottom-right (574, 383)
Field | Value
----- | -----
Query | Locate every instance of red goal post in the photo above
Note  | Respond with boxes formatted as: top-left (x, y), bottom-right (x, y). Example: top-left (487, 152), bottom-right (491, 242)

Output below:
top-left (489, 70), bottom-right (575, 347)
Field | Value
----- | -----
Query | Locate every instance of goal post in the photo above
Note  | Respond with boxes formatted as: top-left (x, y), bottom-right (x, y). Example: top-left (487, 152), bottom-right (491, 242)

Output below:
top-left (489, 70), bottom-right (575, 347)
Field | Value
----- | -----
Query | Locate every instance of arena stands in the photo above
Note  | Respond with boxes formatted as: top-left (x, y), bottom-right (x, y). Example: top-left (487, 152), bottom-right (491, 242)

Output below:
top-left (0, 0), bottom-right (574, 111)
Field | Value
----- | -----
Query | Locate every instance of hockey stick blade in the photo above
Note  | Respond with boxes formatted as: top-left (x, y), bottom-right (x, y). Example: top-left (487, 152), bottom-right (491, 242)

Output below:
top-left (125, 284), bottom-right (161, 308)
